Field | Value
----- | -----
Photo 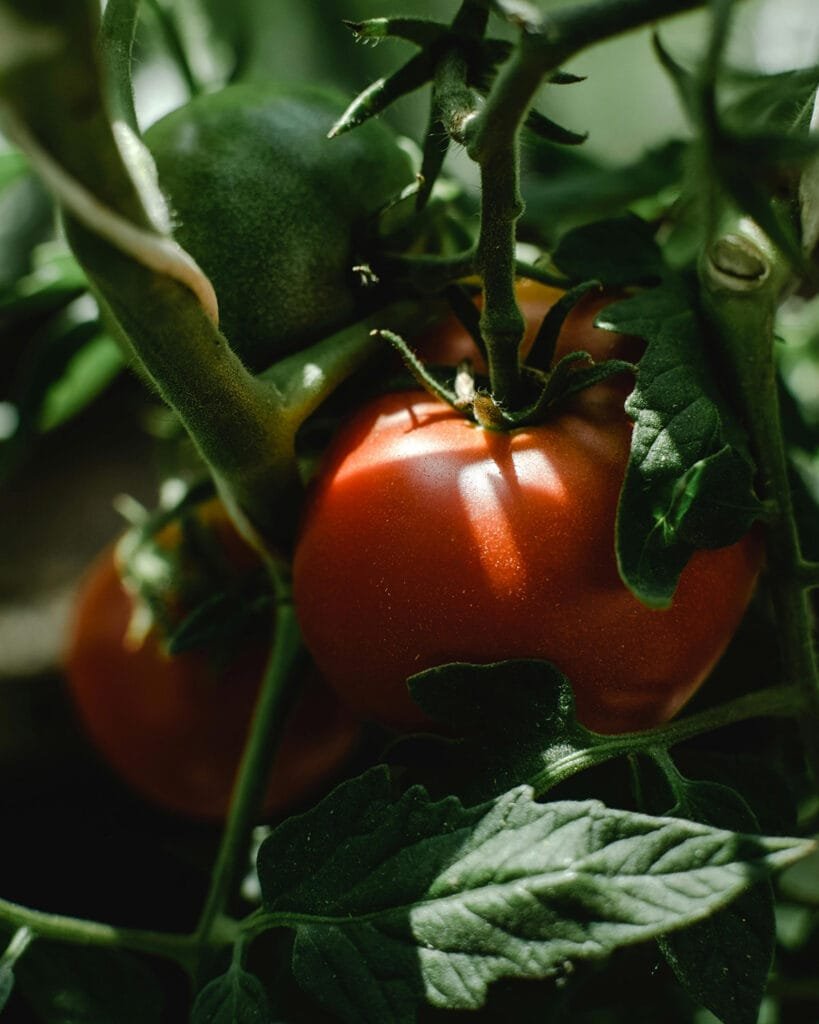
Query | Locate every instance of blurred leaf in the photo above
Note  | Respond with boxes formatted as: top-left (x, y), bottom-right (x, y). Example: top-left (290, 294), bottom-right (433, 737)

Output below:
top-left (521, 141), bottom-right (686, 246)
top-left (0, 149), bottom-right (28, 192)
top-left (0, 174), bottom-right (55, 291)
top-left (0, 242), bottom-right (88, 324)
top-left (654, 29), bottom-right (813, 269)
top-left (723, 64), bottom-right (819, 133)
top-left (15, 943), bottom-right (164, 1024)
top-left (551, 214), bottom-right (665, 286)
top-left (257, 768), bottom-right (812, 1024)
top-left (0, 301), bottom-right (123, 479)
top-left (167, 584), bottom-right (273, 659)
top-left (37, 332), bottom-right (123, 430)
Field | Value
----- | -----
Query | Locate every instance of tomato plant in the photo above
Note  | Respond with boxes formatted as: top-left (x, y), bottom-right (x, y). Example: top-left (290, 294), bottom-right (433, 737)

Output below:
top-left (2, 2), bottom-right (819, 1024)
top-left (293, 291), bottom-right (763, 733)
top-left (64, 511), bottom-right (360, 822)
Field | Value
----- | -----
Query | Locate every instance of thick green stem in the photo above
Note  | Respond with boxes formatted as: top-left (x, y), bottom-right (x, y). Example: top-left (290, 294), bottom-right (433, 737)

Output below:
top-left (530, 684), bottom-right (802, 797)
top-left (700, 221), bottom-right (819, 780)
top-left (0, 897), bottom-right (204, 972)
top-left (195, 599), bottom-right (303, 947)
top-left (0, 1), bottom-right (398, 552)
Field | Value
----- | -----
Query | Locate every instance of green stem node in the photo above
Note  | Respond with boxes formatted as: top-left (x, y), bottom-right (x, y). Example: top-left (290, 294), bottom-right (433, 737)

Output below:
top-left (699, 219), bottom-right (819, 780)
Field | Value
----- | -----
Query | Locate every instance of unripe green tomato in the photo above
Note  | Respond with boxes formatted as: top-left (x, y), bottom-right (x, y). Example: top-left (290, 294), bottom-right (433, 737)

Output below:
top-left (145, 83), bottom-right (415, 369)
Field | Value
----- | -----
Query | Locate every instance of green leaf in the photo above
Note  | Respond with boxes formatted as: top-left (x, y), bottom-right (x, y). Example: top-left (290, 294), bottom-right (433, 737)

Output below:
top-left (526, 279), bottom-right (600, 371)
top-left (191, 964), bottom-right (274, 1024)
top-left (723, 64), bottom-right (819, 132)
top-left (15, 943), bottom-right (164, 1024)
top-left (257, 768), bottom-right (812, 1024)
top-left (402, 660), bottom-right (596, 803)
top-left (524, 108), bottom-right (587, 147)
top-left (38, 331), bottom-right (124, 430)
top-left (654, 773), bottom-right (775, 1024)
top-left (328, 51), bottom-right (433, 137)
top-left (551, 215), bottom-right (665, 287)
top-left (599, 282), bottom-right (763, 606)
top-left (506, 354), bottom-right (635, 428)
top-left (0, 306), bottom-right (123, 480)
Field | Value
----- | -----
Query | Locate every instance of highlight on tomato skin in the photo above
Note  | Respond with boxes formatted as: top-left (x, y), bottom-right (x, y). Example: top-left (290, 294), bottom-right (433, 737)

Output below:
top-left (64, 544), bottom-right (361, 823)
top-left (292, 286), bottom-right (765, 736)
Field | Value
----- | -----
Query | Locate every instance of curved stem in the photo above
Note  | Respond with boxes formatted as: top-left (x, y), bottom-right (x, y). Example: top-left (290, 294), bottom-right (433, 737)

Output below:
top-left (195, 597), bottom-right (303, 946)
top-left (0, 897), bottom-right (202, 972)
top-left (530, 684), bottom-right (803, 797)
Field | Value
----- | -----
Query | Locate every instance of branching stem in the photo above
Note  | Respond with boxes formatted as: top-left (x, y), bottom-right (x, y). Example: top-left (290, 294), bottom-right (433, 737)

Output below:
top-left (460, 0), bottom-right (704, 412)
top-left (531, 684), bottom-right (803, 796)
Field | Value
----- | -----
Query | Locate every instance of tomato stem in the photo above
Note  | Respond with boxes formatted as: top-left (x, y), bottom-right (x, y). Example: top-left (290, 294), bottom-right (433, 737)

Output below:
top-left (195, 596), bottom-right (303, 950)
top-left (699, 220), bottom-right (819, 783)
top-left (0, 896), bottom-right (203, 973)
top-left (530, 684), bottom-right (804, 797)
top-left (461, 0), bottom-right (705, 413)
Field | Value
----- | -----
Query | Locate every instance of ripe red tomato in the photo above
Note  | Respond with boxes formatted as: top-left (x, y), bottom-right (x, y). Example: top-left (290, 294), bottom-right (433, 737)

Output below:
top-left (292, 290), bottom-right (763, 734)
top-left (65, 542), bottom-right (360, 822)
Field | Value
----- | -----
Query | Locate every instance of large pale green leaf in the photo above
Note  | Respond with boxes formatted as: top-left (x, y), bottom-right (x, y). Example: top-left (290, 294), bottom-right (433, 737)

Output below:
top-left (256, 769), bottom-right (811, 1024)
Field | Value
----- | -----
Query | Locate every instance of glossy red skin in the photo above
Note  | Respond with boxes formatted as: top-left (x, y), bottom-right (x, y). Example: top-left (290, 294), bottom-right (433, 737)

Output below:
top-left (65, 548), bottom-right (360, 821)
top-left (293, 296), bottom-right (763, 734)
